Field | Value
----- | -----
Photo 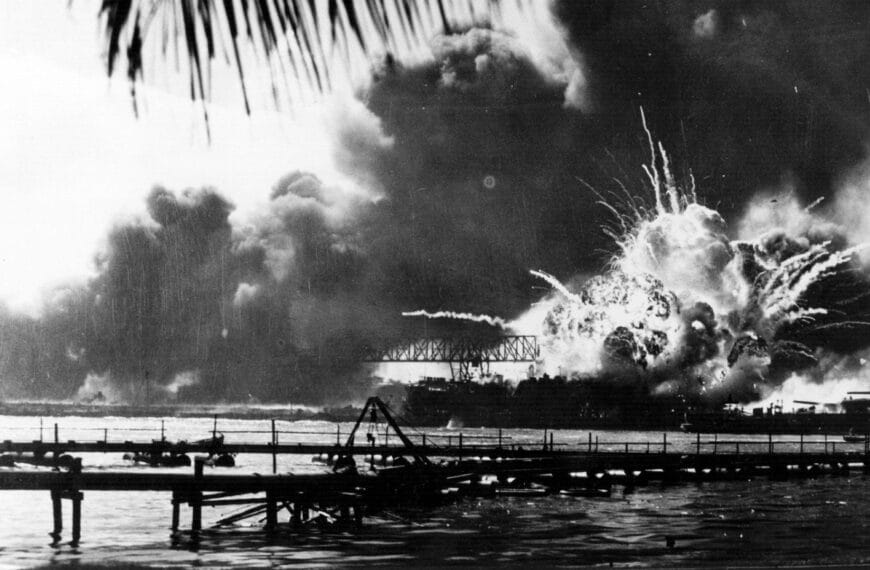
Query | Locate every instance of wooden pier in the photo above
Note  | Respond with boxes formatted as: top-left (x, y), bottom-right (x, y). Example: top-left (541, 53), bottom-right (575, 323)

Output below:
top-left (1, 398), bottom-right (869, 545)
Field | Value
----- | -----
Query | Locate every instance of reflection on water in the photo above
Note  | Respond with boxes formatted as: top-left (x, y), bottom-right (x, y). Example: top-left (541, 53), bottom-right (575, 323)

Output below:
top-left (1, 415), bottom-right (869, 567)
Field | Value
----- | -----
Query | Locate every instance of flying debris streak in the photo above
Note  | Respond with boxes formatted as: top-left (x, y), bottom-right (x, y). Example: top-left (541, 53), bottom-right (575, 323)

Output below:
top-left (402, 310), bottom-right (508, 329)
top-left (529, 270), bottom-right (582, 304)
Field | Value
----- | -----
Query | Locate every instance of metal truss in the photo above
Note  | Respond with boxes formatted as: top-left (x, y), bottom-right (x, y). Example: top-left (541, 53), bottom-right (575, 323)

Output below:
top-left (361, 336), bottom-right (539, 381)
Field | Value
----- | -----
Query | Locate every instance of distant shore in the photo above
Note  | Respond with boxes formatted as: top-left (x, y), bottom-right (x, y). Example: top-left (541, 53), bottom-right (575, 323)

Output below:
top-left (0, 401), bottom-right (363, 422)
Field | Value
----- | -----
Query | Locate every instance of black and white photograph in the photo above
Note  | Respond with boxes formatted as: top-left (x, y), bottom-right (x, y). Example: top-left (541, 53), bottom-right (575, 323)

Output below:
top-left (2, 0), bottom-right (870, 567)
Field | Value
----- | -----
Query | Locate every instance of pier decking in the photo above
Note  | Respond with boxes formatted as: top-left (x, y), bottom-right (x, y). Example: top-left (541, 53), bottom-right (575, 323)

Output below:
top-left (2, 398), bottom-right (869, 546)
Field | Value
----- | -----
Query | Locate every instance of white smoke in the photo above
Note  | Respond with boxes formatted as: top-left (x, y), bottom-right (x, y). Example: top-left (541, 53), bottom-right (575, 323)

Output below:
top-left (402, 309), bottom-right (508, 328)
top-left (75, 372), bottom-right (123, 403)
top-left (233, 282), bottom-right (260, 307)
top-left (164, 370), bottom-right (199, 398)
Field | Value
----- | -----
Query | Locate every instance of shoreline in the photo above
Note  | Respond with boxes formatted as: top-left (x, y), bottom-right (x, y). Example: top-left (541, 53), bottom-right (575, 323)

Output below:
top-left (0, 401), bottom-right (364, 422)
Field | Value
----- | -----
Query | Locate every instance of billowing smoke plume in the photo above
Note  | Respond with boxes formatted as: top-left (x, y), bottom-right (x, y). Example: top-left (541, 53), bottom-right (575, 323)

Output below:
top-left (3, 1), bottom-right (870, 405)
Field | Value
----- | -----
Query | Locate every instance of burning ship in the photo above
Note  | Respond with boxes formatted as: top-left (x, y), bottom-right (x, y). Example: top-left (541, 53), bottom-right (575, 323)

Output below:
top-left (378, 374), bottom-right (685, 430)
top-left (377, 125), bottom-right (870, 434)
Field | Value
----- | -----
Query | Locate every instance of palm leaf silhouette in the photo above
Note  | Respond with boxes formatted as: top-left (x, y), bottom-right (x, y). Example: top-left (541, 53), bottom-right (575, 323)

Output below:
top-left (100, 0), bottom-right (502, 128)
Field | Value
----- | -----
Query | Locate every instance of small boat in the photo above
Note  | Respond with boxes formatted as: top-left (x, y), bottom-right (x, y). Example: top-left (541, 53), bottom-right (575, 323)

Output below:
top-left (843, 431), bottom-right (867, 443)
top-left (494, 487), bottom-right (548, 497)
top-left (194, 432), bottom-right (225, 446)
top-left (124, 452), bottom-right (191, 467)
top-left (203, 453), bottom-right (236, 467)
top-left (559, 488), bottom-right (611, 498)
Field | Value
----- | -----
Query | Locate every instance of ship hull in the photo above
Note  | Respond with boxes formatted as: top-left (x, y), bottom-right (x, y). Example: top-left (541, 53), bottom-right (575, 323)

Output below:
top-left (681, 412), bottom-right (870, 435)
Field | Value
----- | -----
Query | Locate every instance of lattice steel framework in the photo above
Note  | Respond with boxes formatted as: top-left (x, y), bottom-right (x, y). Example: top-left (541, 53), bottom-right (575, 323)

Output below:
top-left (362, 336), bottom-right (539, 381)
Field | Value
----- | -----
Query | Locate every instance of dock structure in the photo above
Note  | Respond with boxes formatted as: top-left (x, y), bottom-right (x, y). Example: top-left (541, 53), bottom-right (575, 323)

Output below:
top-left (1, 397), bottom-right (869, 545)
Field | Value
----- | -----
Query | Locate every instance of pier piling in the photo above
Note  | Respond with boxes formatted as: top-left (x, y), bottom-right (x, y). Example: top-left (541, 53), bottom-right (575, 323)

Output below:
top-left (171, 492), bottom-right (180, 532)
top-left (265, 492), bottom-right (278, 531)
top-left (191, 458), bottom-right (204, 534)
top-left (50, 489), bottom-right (62, 540)
top-left (271, 419), bottom-right (277, 474)
top-left (70, 491), bottom-right (82, 545)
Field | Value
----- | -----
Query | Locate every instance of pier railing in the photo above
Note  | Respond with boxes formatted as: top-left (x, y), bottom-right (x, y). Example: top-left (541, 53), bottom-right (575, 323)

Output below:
top-left (3, 417), bottom-right (868, 459)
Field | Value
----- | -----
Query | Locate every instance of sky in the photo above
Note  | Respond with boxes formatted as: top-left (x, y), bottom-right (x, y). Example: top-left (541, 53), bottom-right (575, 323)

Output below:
top-left (0, 0), bottom-right (341, 314)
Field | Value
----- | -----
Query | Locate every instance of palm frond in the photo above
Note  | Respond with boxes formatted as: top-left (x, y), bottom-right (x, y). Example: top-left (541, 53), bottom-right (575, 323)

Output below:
top-left (99, 0), bottom-right (503, 126)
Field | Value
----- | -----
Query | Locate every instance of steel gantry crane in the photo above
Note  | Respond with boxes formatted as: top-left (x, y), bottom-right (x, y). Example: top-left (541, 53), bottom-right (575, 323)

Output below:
top-left (361, 336), bottom-right (539, 381)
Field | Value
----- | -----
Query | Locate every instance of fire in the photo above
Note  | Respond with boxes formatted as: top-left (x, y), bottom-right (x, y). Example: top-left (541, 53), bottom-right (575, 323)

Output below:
top-left (403, 111), bottom-right (870, 405)
top-left (515, 112), bottom-right (870, 404)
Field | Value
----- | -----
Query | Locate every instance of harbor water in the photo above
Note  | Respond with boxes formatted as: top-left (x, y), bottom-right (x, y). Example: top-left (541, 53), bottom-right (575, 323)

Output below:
top-left (1, 414), bottom-right (869, 567)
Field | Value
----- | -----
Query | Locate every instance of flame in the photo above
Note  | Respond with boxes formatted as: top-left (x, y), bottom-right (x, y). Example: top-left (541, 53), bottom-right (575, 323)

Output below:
top-left (410, 110), bottom-right (869, 405)
top-left (509, 110), bottom-right (869, 403)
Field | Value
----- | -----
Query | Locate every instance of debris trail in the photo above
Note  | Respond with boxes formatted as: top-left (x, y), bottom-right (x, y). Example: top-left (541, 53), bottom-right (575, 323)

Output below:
top-left (402, 310), bottom-right (508, 329)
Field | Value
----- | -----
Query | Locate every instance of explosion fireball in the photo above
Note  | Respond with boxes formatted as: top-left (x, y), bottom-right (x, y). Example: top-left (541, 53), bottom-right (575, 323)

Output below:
top-left (412, 113), bottom-right (870, 407)
top-left (530, 119), bottom-right (870, 405)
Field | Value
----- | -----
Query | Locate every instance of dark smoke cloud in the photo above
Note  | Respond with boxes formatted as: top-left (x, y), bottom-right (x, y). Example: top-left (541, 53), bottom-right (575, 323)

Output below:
top-left (554, 0), bottom-right (870, 214)
top-left (4, 2), bottom-right (870, 404)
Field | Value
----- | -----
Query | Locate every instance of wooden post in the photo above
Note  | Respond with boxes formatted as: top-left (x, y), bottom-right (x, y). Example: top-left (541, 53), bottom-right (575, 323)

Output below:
top-left (192, 458), bottom-right (204, 533)
top-left (336, 424), bottom-right (341, 445)
top-left (171, 492), bottom-right (180, 532)
top-left (40, 417), bottom-right (43, 443)
top-left (161, 420), bottom-right (165, 442)
top-left (498, 429), bottom-right (502, 449)
top-left (662, 433), bottom-right (667, 455)
top-left (422, 433), bottom-right (426, 448)
top-left (459, 433), bottom-right (463, 452)
top-left (550, 432), bottom-right (554, 452)
top-left (588, 433), bottom-right (592, 453)
top-left (625, 442), bottom-right (629, 454)
top-left (800, 433), bottom-right (804, 455)
top-left (265, 492), bottom-right (278, 531)
top-left (271, 419), bottom-right (277, 474)
top-left (50, 489), bottom-right (62, 540)
top-left (104, 428), bottom-right (108, 444)
top-left (543, 429), bottom-right (547, 451)
top-left (735, 441), bottom-right (740, 455)
top-left (53, 423), bottom-right (59, 469)
top-left (71, 491), bottom-right (82, 545)
top-left (595, 435), bottom-right (599, 453)
top-left (192, 501), bottom-right (202, 535)
top-left (824, 433), bottom-right (828, 454)
top-left (713, 434), bottom-right (718, 455)
top-left (769, 433), bottom-right (773, 454)
top-left (696, 432), bottom-right (700, 455)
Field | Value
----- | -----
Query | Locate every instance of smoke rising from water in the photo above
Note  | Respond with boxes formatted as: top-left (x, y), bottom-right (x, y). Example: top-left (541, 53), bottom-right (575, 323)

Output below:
top-left (3, 2), bottom-right (870, 405)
